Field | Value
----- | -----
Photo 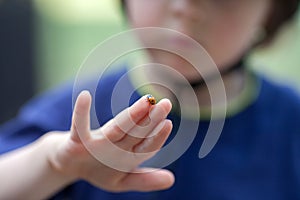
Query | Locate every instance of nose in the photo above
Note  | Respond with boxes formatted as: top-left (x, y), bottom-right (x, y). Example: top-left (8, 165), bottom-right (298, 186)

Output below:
top-left (170, 0), bottom-right (206, 23)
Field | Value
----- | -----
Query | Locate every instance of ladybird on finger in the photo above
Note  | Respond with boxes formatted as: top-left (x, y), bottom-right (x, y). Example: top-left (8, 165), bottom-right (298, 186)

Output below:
top-left (146, 94), bottom-right (156, 105)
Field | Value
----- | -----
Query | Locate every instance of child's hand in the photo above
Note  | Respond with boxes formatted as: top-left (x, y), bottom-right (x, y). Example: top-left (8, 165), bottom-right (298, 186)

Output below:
top-left (47, 91), bottom-right (174, 192)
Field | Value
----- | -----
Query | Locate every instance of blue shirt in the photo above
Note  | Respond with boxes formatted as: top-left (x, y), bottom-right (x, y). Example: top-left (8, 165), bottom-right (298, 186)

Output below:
top-left (0, 68), bottom-right (299, 199)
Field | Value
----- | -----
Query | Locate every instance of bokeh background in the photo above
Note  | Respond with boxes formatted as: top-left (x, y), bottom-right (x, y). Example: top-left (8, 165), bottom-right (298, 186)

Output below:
top-left (0, 0), bottom-right (300, 123)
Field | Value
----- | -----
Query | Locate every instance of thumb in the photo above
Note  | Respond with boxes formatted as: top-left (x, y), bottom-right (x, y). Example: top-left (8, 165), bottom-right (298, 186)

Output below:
top-left (120, 168), bottom-right (175, 192)
top-left (71, 90), bottom-right (92, 142)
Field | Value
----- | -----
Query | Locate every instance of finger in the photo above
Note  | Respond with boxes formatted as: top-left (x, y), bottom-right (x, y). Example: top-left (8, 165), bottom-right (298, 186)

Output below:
top-left (119, 168), bottom-right (175, 192)
top-left (71, 90), bottom-right (92, 142)
top-left (114, 99), bottom-right (172, 151)
top-left (129, 98), bottom-right (172, 138)
top-left (96, 95), bottom-right (153, 142)
top-left (134, 119), bottom-right (172, 154)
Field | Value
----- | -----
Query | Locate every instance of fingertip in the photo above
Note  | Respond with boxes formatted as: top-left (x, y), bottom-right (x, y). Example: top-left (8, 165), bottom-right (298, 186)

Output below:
top-left (165, 119), bottom-right (173, 126)
top-left (157, 98), bottom-right (172, 113)
top-left (71, 90), bottom-right (92, 142)
top-left (160, 169), bottom-right (175, 188)
top-left (81, 90), bottom-right (91, 97)
top-left (79, 90), bottom-right (92, 102)
top-left (75, 90), bottom-right (92, 110)
top-left (164, 119), bottom-right (173, 132)
top-left (148, 169), bottom-right (175, 190)
top-left (125, 168), bottom-right (175, 192)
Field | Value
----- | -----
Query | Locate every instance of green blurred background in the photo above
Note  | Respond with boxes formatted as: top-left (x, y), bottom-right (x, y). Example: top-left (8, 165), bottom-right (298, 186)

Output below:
top-left (33, 0), bottom-right (300, 92)
top-left (33, 0), bottom-right (124, 91)
top-left (0, 0), bottom-right (299, 123)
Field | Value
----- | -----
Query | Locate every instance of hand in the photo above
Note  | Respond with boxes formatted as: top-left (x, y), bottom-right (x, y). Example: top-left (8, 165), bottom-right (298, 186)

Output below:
top-left (47, 91), bottom-right (174, 192)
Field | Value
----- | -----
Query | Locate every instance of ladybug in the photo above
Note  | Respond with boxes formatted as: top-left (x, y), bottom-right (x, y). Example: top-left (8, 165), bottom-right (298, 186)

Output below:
top-left (146, 94), bottom-right (156, 105)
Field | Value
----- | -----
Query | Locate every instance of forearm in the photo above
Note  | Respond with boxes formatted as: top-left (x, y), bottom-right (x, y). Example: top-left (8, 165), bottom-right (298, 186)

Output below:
top-left (0, 133), bottom-right (77, 200)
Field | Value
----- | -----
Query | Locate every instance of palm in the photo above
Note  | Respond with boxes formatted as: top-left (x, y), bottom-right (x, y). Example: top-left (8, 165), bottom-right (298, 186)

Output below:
top-left (53, 91), bottom-right (175, 192)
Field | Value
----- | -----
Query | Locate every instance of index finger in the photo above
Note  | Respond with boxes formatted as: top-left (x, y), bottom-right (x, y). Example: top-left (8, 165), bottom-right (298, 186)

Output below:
top-left (98, 95), bottom-right (153, 142)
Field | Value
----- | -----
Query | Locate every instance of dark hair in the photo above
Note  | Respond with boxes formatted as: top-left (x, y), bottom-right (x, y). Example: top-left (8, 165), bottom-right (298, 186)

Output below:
top-left (120, 0), bottom-right (299, 45)
top-left (263, 0), bottom-right (299, 45)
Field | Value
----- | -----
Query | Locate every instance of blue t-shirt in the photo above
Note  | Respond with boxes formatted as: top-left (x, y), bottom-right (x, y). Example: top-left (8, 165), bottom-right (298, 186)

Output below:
top-left (0, 68), bottom-right (299, 200)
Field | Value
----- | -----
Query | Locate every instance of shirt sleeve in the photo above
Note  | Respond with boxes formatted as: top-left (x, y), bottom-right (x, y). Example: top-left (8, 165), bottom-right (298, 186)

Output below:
top-left (0, 83), bottom-right (73, 154)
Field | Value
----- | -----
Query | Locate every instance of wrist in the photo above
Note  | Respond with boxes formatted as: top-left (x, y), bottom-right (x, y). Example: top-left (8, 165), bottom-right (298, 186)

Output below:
top-left (41, 132), bottom-right (79, 184)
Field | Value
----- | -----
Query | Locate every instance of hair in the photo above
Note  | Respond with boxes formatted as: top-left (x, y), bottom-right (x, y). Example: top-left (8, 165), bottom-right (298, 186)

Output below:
top-left (120, 0), bottom-right (299, 46)
top-left (263, 0), bottom-right (299, 45)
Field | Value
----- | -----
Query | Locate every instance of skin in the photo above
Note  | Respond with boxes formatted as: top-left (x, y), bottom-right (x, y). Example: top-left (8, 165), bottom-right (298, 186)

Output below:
top-left (0, 0), bottom-right (272, 199)
top-left (0, 92), bottom-right (174, 199)
top-left (126, 0), bottom-right (271, 105)
top-left (127, 0), bottom-right (271, 80)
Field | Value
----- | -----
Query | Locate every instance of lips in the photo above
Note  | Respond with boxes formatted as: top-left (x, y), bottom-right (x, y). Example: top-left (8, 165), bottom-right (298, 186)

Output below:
top-left (169, 36), bottom-right (196, 48)
top-left (165, 30), bottom-right (206, 53)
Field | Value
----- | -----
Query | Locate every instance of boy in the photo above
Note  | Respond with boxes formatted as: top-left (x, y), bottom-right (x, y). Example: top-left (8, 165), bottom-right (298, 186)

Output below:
top-left (0, 0), bottom-right (299, 199)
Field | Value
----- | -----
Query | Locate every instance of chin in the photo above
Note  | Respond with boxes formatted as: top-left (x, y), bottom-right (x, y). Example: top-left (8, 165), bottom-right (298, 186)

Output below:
top-left (148, 50), bottom-right (209, 83)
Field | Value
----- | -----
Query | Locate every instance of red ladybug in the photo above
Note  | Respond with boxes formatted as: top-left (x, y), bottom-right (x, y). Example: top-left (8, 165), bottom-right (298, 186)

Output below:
top-left (146, 94), bottom-right (156, 105)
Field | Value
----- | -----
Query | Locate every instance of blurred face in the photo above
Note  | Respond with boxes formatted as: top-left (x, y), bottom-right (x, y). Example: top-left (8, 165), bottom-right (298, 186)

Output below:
top-left (126, 0), bottom-right (271, 82)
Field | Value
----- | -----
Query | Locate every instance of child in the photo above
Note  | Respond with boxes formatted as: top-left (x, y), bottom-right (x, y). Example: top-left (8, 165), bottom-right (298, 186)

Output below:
top-left (0, 0), bottom-right (299, 199)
